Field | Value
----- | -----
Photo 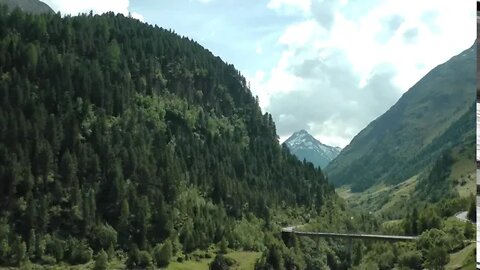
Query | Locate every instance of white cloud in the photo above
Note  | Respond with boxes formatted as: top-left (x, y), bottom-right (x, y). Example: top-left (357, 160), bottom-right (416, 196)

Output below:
top-left (267, 0), bottom-right (312, 16)
top-left (130, 12), bottom-right (145, 22)
top-left (255, 45), bottom-right (263, 54)
top-left (250, 0), bottom-right (475, 147)
top-left (42, 0), bottom-right (144, 21)
top-left (278, 19), bottom-right (322, 47)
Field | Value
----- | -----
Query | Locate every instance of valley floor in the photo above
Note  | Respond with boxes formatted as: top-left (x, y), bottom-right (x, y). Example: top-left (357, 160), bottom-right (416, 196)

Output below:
top-left (0, 251), bottom-right (261, 270)
top-left (446, 243), bottom-right (476, 270)
top-left (167, 251), bottom-right (260, 270)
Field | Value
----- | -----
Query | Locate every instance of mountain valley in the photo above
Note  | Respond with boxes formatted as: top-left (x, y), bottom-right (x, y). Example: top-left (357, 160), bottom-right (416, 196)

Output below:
top-left (0, 1), bottom-right (476, 269)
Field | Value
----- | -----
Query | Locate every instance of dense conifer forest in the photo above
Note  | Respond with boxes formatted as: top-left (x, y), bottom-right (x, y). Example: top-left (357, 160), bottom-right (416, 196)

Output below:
top-left (0, 6), bottom-right (350, 269)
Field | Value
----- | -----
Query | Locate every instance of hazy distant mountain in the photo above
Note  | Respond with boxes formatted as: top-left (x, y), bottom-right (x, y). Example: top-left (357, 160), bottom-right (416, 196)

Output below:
top-left (325, 43), bottom-right (476, 192)
top-left (0, 0), bottom-right (53, 14)
top-left (284, 129), bottom-right (342, 168)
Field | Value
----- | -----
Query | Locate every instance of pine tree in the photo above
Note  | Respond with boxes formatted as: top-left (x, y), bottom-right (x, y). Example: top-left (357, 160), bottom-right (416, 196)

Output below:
top-left (93, 249), bottom-right (108, 270)
top-left (153, 240), bottom-right (172, 268)
top-left (467, 196), bottom-right (475, 222)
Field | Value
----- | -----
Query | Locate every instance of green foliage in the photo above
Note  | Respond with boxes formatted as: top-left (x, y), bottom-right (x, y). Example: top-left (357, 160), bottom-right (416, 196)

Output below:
top-left (404, 205), bottom-right (441, 235)
top-left (40, 255), bottom-right (56, 265)
top-left (403, 207), bottom-right (419, 235)
top-left (415, 151), bottom-right (455, 202)
top-left (363, 243), bottom-right (396, 270)
top-left (93, 249), bottom-right (108, 270)
top-left (398, 250), bottom-right (423, 270)
top-left (463, 221), bottom-right (475, 239)
top-left (417, 229), bottom-right (448, 255)
top-left (231, 216), bottom-right (265, 251)
top-left (92, 224), bottom-right (117, 252)
top-left (416, 228), bottom-right (452, 269)
top-left (137, 250), bottom-right (153, 269)
top-left (219, 238), bottom-right (228, 254)
top-left (254, 234), bottom-right (305, 270)
top-left (467, 195), bottom-right (475, 222)
top-left (66, 239), bottom-right (93, 265)
top-left (126, 246), bottom-right (153, 269)
top-left (355, 261), bottom-right (379, 270)
top-left (0, 219), bottom-right (10, 264)
top-left (441, 219), bottom-right (465, 251)
top-left (424, 246), bottom-right (449, 270)
top-left (44, 234), bottom-right (65, 262)
top-left (105, 39), bottom-right (121, 68)
top-left (11, 237), bottom-right (27, 265)
top-left (153, 240), bottom-right (172, 268)
top-left (209, 254), bottom-right (235, 270)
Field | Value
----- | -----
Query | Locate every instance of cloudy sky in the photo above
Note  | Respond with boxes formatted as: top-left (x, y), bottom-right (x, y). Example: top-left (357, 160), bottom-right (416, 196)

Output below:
top-left (43, 0), bottom-right (476, 147)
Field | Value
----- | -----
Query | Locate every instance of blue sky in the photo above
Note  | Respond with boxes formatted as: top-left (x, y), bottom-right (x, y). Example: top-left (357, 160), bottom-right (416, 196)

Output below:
top-left (128, 0), bottom-right (295, 74)
top-left (43, 0), bottom-right (476, 147)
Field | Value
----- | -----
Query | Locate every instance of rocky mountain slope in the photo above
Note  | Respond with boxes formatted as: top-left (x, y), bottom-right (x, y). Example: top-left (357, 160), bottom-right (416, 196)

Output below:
top-left (284, 129), bottom-right (341, 168)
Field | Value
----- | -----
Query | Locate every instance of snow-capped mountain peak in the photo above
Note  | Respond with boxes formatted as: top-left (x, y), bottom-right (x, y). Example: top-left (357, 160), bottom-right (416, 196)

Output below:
top-left (284, 130), bottom-right (342, 168)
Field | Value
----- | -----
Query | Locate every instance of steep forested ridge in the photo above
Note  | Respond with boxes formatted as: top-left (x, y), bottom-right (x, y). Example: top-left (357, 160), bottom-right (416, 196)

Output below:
top-left (0, 7), bottom-right (337, 267)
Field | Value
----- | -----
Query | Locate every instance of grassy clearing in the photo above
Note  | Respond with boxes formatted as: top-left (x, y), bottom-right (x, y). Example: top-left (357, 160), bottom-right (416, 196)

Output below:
top-left (224, 251), bottom-right (261, 270)
top-left (336, 182), bottom-right (389, 207)
top-left (377, 175), bottom-right (418, 214)
top-left (166, 251), bottom-right (260, 270)
top-left (446, 243), bottom-right (476, 270)
top-left (0, 251), bottom-right (260, 270)
top-left (335, 186), bottom-right (353, 200)
top-left (336, 175), bottom-right (419, 216)
top-left (449, 148), bottom-right (476, 198)
top-left (337, 139), bottom-right (476, 216)
top-left (167, 258), bottom-right (211, 270)
top-left (0, 262), bottom-right (95, 270)
top-left (339, 149), bottom-right (475, 216)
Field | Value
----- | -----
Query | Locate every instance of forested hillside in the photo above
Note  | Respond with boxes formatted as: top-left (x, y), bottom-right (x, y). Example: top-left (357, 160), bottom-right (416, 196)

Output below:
top-left (0, 7), bottom-right (340, 268)
top-left (322, 42), bottom-right (476, 269)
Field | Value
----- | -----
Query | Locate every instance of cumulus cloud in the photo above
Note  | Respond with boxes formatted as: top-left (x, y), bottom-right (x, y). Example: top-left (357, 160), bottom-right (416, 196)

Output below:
top-left (402, 28), bottom-right (419, 43)
top-left (268, 51), bottom-right (400, 147)
top-left (311, 0), bottom-right (337, 30)
top-left (251, 0), bottom-right (474, 147)
top-left (386, 15), bottom-right (404, 32)
top-left (42, 0), bottom-right (144, 21)
top-left (267, 0), bottom-right (312, 15)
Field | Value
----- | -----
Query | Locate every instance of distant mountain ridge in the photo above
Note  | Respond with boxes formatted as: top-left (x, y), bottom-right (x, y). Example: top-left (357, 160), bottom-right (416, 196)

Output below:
top-left (325, 43), bottom-right (476, 192)
top-left (284, 129), bottom-right (342, 168)
top-left (0, 0), bottom-right (53, 14)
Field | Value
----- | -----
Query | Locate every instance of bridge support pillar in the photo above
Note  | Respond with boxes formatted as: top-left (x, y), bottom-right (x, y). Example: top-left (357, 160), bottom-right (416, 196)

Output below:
top-left (347, 238), bottom-right (352, 266)
top-left (281, 231), bottom-right (295, 248)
